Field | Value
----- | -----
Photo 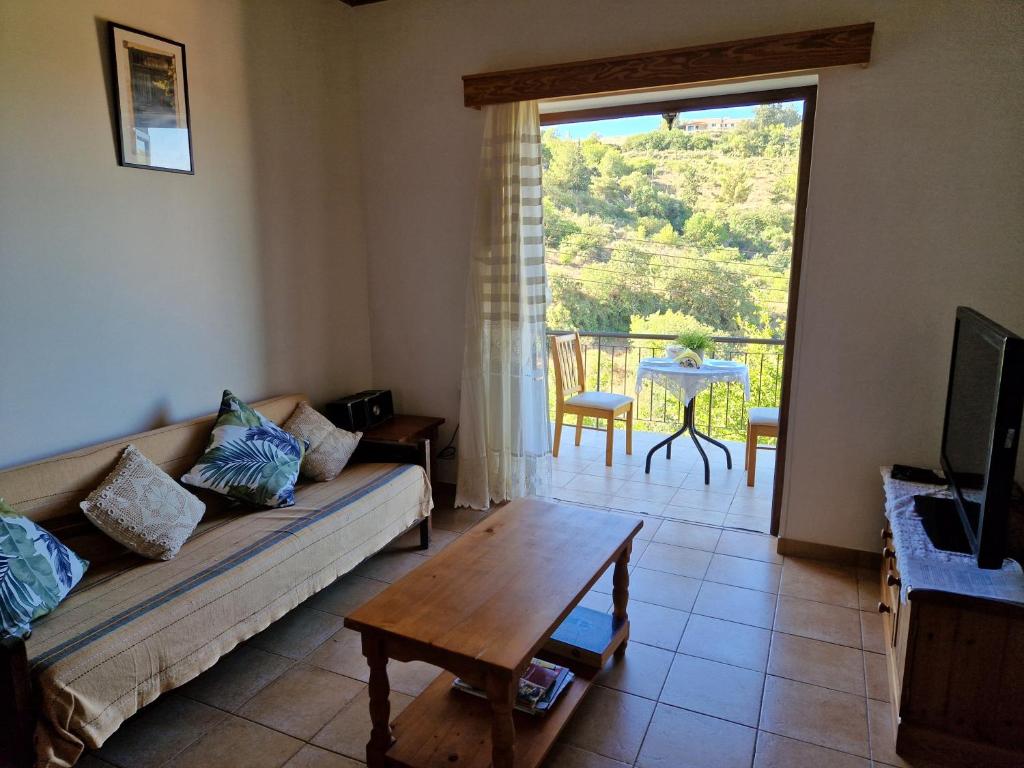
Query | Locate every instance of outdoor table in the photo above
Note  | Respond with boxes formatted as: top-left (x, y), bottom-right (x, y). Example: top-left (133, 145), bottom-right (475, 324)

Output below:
top-left (635, 357), bottom-right (751, 484)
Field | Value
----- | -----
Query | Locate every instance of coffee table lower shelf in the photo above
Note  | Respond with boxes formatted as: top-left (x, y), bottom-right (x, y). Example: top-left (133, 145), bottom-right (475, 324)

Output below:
top-left (383, 662), bottom-right (599, 768)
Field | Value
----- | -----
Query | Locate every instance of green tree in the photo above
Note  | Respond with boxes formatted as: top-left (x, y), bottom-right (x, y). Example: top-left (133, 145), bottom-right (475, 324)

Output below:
top-left (715, 165), bottom-right (753, 205)
top-left (683, 212), bottom-right (727, 249)
top-left (622, 172), bottom-right (662, 219)
top-left (651, 224), bottom-right (683, 246)
top-left (754, 103), bottom-right (802, 128)
top-left (540, 117), bottom-right (797, 345)
top-left (546, 140), bottom-right (593, 203)
top-left (725, 208), bottom-right (792, 255)
top-left (636, 217), bottom-right (672, 240)
top-left (659, 262), bottom-right (757, 332)
top-left (770, 171), bottom-right (797, 206)
top-left (598, 148), bottom-right (631, 179)
top-left (631, 310), bottom-right (715, 339)
top-left (581, 134), bottom-right (610, 166)
top-left (671, 161), bottom-right (707, 208)
top-left (559, 232), bottom-right (604, 264)
top-left (543, 199), bottom-right (580, 248)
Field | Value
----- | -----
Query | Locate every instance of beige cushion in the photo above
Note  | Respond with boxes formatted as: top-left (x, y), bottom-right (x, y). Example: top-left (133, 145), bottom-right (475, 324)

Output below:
top-left (748, 407), bottom-right (780, 426)
top-left (565, 392), bottom-right (633, 410)
top-left (283, 401), bottom-right (362, 481)
top-left (80, 445), bottom-right (205, 560)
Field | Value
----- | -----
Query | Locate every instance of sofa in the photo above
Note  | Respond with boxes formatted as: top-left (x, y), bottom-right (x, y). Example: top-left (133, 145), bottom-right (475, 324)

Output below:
top-left (0, 394), bottom-right (432, 768)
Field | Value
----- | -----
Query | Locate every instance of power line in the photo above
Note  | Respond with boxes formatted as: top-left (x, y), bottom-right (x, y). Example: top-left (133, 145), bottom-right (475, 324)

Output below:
top-left (547, 254), bottom-right (789, 281)
top-left (543, 223), bottom-right (792, 261)
top-left (546, 247), bottom-right (789, 272)
top-left (544, 249), bottom-right (791, 281)
top-left (547, 262), bottom-right (791, 294)
top-left (548, 273), bottom-right (790, 302)
top-left (546, 240), bottom-right (789, 266)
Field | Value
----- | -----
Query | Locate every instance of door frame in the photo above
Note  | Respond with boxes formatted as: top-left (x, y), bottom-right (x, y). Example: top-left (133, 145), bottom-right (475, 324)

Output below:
top-left (540, 84), bottom-right (819, 537)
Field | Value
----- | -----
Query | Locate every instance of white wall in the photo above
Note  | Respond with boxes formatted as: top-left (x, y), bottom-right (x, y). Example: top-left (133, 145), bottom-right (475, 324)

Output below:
top-left (0, 0), bottom-right (373, 468)
top-left (3, 0), bottom-right (1021, 553)
top-left (349, 0), bottom-right (1024, 551)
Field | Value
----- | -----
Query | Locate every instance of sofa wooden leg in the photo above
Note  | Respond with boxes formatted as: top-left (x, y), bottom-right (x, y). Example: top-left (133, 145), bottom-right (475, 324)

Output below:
top-left (419, 517), bottom-right (431, 550)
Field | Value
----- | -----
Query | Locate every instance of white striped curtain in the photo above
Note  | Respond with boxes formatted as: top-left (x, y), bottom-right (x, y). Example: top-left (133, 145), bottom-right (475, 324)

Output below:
top-left (455, 100), bottom-right (552, 509)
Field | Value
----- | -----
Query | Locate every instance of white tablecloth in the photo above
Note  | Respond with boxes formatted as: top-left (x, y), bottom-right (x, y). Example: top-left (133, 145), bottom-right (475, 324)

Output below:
top-left (635, 357), bottom-right (751, 406)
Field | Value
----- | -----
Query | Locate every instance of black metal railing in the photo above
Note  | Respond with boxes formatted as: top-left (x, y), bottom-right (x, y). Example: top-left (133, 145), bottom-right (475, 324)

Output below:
top-left (547, 330), bottom-right (784, 442)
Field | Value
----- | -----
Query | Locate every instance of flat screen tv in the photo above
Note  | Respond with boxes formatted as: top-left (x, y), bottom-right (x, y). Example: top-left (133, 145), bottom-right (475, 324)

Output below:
top-left (919, 307), bottom-right (1024, 568)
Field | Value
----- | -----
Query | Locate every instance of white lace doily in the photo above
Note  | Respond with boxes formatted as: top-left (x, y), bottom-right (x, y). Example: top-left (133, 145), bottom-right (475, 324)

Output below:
top-left (635, 357), bottom-right (751, 405)
top-left (881, 466), bottom-right (1024, 604)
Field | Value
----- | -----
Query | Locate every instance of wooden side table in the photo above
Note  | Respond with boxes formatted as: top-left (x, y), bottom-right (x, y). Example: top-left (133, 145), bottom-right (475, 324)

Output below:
top-left (363, 415), bottom-right (445, 446)
top-left (360, 415), bottom-right (445, 479)
top-left (352, 415), bottom-right (445, 550)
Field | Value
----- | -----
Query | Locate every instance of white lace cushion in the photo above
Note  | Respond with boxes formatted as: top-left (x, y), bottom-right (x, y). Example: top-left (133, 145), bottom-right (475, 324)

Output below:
top-left (283, 402), bottom-right (362, 482)
top-left (80, 445), bottom-right (206, 560)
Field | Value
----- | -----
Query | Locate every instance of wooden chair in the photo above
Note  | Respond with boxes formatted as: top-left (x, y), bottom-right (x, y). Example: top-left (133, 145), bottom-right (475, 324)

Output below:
top-left (550, 332), bottom-right (633, 467)
top-left (745, 407), bottom-right (779, 486)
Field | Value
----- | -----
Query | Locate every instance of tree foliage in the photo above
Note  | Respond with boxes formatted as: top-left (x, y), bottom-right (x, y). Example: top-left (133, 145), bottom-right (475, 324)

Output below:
top-left (544, 105), bottom-right (801, 338)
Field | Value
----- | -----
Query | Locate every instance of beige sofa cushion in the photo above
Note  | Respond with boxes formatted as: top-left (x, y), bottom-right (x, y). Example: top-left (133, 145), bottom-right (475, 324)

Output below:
top-left (283, 401), bottom-right (361, 481)
top-left (80, 445), bottom-right (205, 561)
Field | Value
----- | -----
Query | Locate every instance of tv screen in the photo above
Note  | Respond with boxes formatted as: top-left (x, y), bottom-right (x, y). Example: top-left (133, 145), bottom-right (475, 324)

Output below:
top-left (939, 307), bottom-right (1024, 568)
top-left (942, 321), bottom-right (1002, 529)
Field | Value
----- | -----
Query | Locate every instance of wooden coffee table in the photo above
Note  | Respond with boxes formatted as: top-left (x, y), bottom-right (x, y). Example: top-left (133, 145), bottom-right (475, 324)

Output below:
top-left (344, 498), bottom-right (642, 768)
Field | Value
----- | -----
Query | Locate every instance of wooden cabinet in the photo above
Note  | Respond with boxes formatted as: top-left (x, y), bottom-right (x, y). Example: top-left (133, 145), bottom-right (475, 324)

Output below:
top-left (879, 527), bottom-right (1024, 767)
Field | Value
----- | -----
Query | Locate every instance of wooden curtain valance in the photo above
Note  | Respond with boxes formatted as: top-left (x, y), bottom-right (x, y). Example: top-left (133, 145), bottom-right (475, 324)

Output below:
top-left (463, 22), bottom-right (873, 108)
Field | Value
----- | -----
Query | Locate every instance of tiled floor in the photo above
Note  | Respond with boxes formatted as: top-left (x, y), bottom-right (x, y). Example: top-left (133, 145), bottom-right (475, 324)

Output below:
top-left (551, 425), bottom-right (774, 533)
top-left (83, 481), bottom-right (914, 768)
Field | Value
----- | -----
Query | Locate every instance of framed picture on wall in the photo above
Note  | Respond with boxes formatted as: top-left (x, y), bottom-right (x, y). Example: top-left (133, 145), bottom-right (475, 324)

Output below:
top-left (109, 23), bottom-right (194, 174)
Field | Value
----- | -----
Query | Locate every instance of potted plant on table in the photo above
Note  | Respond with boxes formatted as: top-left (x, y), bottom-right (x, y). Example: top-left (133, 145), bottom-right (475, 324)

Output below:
top-left (667, 329), bottom-right (713, 368)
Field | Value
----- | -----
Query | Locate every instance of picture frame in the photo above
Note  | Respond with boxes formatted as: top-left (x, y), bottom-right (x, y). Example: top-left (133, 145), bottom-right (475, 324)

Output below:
top-left (108, 22), bottom-right (194, 174)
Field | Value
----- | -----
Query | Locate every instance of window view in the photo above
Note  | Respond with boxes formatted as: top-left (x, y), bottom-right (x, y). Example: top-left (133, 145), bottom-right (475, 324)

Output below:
top-left (544, 100), bottom-right (804, 530)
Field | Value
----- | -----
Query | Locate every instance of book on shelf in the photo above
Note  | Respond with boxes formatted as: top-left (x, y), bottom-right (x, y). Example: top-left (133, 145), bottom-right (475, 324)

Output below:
top-left (543, 605), bottom-right (620, 667)
top-left (452, 658), bottom-right (574, 715)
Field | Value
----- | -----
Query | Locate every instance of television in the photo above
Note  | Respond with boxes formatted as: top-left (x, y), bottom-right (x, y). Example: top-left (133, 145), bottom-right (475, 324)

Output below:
top-left (916, 307), bottom-right (1024, 568)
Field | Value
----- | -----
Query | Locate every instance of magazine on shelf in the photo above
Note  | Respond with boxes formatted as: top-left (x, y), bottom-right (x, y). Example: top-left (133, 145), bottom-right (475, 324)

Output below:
top-left (452, 658), bottom-right (574, 715)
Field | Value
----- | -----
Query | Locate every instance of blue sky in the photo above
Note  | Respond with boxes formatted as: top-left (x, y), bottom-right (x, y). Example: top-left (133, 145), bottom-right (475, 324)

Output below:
top-left (549, 102), bottom-right (802, 139)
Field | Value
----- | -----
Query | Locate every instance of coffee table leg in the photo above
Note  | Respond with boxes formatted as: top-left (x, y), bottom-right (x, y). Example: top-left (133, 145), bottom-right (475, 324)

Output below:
top-left (486, 673), bottom-right (516, 768)
top-left (613, 542), bottom-right (631, 658)
top-left (363, 636), bottom-right (393, 767)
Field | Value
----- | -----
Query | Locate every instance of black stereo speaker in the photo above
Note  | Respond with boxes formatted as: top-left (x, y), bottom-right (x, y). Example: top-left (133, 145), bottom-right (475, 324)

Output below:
top-left (325, 390), bottom-right (394, 432)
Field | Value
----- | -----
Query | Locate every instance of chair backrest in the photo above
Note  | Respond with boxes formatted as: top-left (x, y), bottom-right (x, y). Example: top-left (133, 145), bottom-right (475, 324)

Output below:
top-left (550, 332), bottom-right (585, 403)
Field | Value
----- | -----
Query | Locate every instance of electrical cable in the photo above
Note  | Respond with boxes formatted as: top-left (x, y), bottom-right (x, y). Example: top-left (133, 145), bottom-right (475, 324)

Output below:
top-left (546, 256), bottom-right (791, 284)
top-left (547, 273), bottom-right (791, 300)
top-left (437, 424), bottom-right (459, 461)
top-left (542, 224), bottom-right (793, 261)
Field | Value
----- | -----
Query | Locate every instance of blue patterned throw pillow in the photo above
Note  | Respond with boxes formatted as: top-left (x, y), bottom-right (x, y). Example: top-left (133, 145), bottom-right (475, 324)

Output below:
top-left (0, 499), bottom-right (89, 639)
top-left (182, 391), bottom-right (305, 508)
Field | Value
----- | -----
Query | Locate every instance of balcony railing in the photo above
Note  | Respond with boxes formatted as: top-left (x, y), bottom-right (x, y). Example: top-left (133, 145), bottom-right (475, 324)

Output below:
top-left (547, 331), bottom-right (784, 443)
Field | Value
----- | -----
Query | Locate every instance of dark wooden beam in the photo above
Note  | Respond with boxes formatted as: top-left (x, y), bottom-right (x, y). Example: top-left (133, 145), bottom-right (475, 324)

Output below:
top-left (464, 23), bottom-right (873, 108)
top-left (340, 0), bottom-right (387, 6)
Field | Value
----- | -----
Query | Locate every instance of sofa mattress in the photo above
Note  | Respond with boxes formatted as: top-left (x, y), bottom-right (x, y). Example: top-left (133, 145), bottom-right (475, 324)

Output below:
top-left (24, 463), bottom-right (431, 768)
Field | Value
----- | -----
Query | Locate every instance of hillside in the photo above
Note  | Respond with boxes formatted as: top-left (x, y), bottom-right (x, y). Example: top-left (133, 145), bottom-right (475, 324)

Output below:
top-left (543, 104), bottom-right (802, 340)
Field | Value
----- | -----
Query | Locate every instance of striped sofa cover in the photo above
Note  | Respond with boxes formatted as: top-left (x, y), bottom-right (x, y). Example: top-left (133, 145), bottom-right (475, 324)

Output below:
top-left (0, 395), bottom-right (432, 768)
